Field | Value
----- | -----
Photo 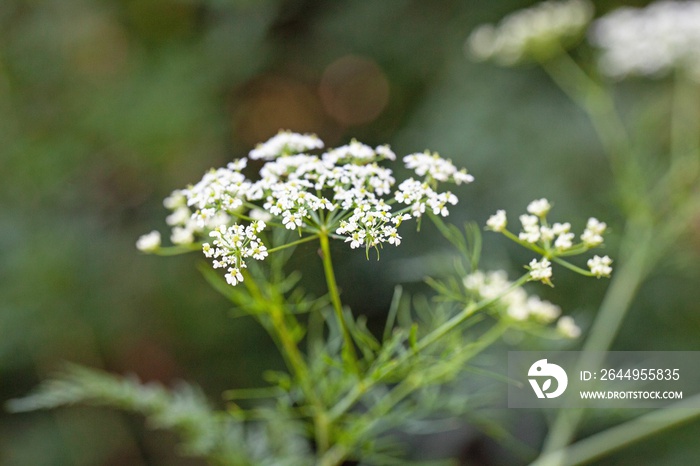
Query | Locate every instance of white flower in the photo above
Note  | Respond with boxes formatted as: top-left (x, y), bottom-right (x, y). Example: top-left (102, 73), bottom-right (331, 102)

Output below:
top-left (552, 222), bottom-right (571, 235)
top-left (527, 296), bottom-right (561, 323)
top-left (527, 198), bottom-right (551, 217)
top-left (136, 231), bottom-right (161, 252)
top-left (153, 132), bottom-right (472, 285)
top-left (163, 190), bottom-right (187, 209)
top-left (581, 217), bottom-right (607, 247)
top-left (171, 226), bottom-right (195, 245)
top-left (464, 270), bottom-right (562, 323)
top-left (249, 130), bottom-right (324, 160)
top-left (540, 226), bottom-right (555, 242)
top-left (590, 1), bottom-right (700, 81)
top-left (225, 267), bottom-right (244, 286)
top-left (554, 232), bottom-right (575, 251)
top-left (166, 207), bottom-right (191, 226)
top-left (557, 315), bottom-right (581, 338)
top-left (519, 214), bottom-right (539, 228)
top-left (249, 208), bottom-right (272, 222)
top-left (467, 0), bottom-right (594, 65)
top-left (528, 258), bottom-right (553, 283)
top-left (587, 255), bottom-right (613, 278)
top-left (486, 209), bottom-right (507, 232)
top-left (282, 212), bottom-right (303, 230)
top-left (403, 151), bottom-right (474, 184)
top-left (375, 144), bottom-right (396, 161)
top-left (519, 214), bottom-right (541, 243)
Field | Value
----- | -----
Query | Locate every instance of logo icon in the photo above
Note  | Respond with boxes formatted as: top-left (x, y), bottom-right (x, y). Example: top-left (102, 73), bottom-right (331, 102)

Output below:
top-left (528, 359), bottom-right (568, 399)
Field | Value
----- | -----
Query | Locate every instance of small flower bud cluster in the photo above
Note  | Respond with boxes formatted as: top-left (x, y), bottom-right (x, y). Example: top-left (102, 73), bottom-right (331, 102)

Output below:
top-left (590, 1), bottom-right (700, 81)
top-left (464, 270), bottom-right (580, 338)
top-left (467, 0), bottom-right (594, 65)
top-left (138, 131), bottom-right (473, 286)
top-left (136, 231), bottom-right (161, 252)
top-left (587, 254), bottom-right (613, 278)
top-left (486, 198), bottom-right (612, 282)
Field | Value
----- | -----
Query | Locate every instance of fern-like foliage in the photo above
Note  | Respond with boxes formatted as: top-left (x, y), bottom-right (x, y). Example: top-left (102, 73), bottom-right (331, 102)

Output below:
top-left (6, 364), bottom-right (312, 466)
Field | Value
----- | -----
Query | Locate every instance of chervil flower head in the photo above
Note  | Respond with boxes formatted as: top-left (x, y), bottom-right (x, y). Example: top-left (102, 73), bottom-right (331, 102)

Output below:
top-left (590, 1), bottom-right (700, 81)
top-left (588, 255), bottom-right (613, 278)
top-left (139, 132), bottom-right (472, 285)
top-left (467, 0), bottom-right (594, 65)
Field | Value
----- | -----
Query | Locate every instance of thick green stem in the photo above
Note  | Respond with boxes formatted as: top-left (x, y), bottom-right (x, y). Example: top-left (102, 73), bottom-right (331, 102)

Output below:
top-left (318, 232), bottom-right (360, 373)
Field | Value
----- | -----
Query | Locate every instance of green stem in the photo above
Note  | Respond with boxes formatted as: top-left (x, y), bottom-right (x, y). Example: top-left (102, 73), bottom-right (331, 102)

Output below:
top-left (241, 274), bottom-right (330, 454)
top-left (318, 232), bottom-right (360, 374)
top-left (551, 256), bottom-right (594, 277)
top-left (531, 393), bottom-right (700, 466)
top-left (266, 234), bottom-right (319, 254)
top-left (539, 53), bottom-right (648, 217)
top-left (329, 273), bottom-right (530, 421)
top-left (539, 228), bottom-right (653, 456)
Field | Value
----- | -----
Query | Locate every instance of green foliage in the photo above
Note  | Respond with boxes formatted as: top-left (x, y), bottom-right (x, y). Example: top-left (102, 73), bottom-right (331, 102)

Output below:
top-left (8, 364), bottom-right (312, 466)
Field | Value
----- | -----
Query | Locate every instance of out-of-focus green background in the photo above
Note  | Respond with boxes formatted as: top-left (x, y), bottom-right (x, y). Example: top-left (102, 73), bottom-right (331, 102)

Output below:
top-left (2, 0), bottom-right (700, 464)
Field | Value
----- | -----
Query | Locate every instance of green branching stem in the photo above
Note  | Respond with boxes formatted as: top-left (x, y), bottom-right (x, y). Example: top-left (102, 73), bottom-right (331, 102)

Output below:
top-left (318, 231), bottom-right (361, 374)
top-left (539, 229), bottom-right (653, 457)
top-left (240, 274), bottom-right (331, 455)
top-left (328, 273), bottom-right (531, 422)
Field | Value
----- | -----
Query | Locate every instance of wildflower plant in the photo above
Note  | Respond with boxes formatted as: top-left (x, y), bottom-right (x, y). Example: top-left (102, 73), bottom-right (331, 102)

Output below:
top-left (10, 129), bottom-right (612, 465)
top-left (467, 1), bottom-right (700, 465)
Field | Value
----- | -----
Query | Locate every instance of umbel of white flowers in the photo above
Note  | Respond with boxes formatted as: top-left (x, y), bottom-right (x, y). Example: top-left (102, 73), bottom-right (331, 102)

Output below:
top-left (467, 0), bottom-right (594, 65)
top-left (486, 198), bottom-right (613, 283)
top-left (590, 1), bottom-right (700, 80)
top-left (137, 131), bottom-right (473, 286)
top-left (468, 0), bottom-right (700, 82)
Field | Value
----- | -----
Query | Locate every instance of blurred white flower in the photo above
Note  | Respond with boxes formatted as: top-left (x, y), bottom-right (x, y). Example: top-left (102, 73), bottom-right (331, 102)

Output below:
top-left (467, 0), bottom-right (594, 65)
top-left (527, 198), bottom-right (552, 217)
top-left (486, 209), bottom-right (507, 232)
top-left (463, 270), bottom-right (562, 323)
top-left (557, 315), bottom-right (582, 338)
top-left (136, 231), bottom-right (161, 252)
top-left (581, 217), bottom-right (606, 247)
top-left (590, 1), bottom-right (700, 81)
top-left (248, 130), bottom-right (324, 160)
top-left (529, 257), bottom-right (553, 283)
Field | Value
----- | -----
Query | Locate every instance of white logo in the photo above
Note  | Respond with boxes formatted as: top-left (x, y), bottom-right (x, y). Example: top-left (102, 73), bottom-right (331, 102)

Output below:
top-left (528, 359), bottom-right (568, 399)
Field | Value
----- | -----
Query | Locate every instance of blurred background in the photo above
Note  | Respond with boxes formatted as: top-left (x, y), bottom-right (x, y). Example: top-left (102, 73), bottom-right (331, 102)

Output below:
top-left (2, 0), bottom-right (700, 464)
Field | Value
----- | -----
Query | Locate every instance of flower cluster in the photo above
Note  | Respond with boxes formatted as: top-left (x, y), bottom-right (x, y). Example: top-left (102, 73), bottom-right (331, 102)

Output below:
top-left (467, 0), bottom-right (594, 65)
top-left (203, 221), bottom-right (267, 286)
top-left (590, 1), bottom-right (700, 81)
top-left (464, 270), bottom-right (580, 337)
top-left (486, 198), bottom-right (612, 283)
top-left (137, 131), bottom-right (473, 285)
